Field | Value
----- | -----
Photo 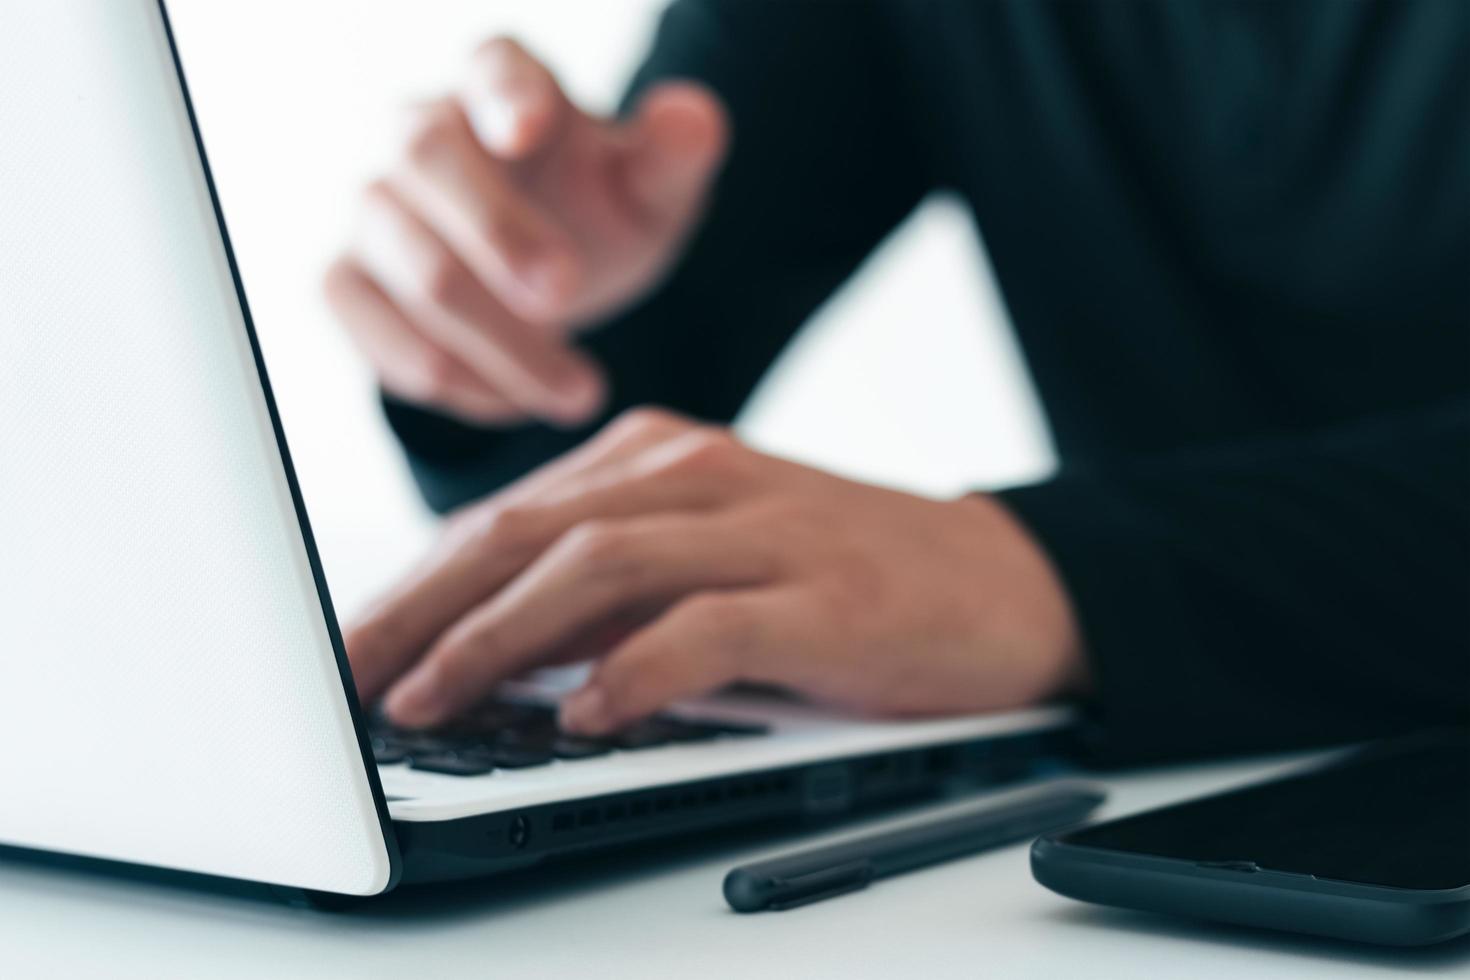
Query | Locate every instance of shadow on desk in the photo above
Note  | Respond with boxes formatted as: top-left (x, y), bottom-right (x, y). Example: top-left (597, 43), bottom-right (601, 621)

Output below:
top-left (1043, 905), bottom-right (1470, 973)
top-left (348, 820), bottom-right (797, 921)
top-left (0, 815), bottom-right (782, 925)
top-left (8, 828), bottom-right (1470, 975)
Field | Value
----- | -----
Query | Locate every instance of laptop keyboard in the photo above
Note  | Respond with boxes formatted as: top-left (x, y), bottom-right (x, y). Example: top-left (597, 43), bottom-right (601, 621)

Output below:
top-left (368, 697), bottom-right (769, 777)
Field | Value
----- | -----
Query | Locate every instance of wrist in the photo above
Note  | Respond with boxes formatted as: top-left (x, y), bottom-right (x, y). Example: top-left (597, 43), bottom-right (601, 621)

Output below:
top-left (951, 493), bottom-right (1090, 704)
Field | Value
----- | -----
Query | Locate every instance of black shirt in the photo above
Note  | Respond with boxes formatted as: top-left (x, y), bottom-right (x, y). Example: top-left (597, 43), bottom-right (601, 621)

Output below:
top-left (384, 0), bottom-right (1470, 764)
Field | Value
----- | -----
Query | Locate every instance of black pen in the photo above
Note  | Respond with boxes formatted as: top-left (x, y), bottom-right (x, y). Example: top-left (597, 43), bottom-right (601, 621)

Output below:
top-left (723, 780), bottom-right (1107, 912)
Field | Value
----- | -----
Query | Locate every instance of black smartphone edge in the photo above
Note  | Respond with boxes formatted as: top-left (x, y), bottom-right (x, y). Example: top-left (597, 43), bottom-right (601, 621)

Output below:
top-left (1031, 823), bottom-right (1470, 947)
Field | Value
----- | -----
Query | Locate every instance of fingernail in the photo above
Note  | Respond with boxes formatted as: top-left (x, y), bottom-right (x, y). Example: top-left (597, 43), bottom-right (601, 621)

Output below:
top-left (468, 84), bottom-right (542, 156)
top-left (560, 687), bottom-right (609, 734)
top-left (469, 97), bottom-right (521, 154)
top-left (384, 674), bottom-right (442, 727)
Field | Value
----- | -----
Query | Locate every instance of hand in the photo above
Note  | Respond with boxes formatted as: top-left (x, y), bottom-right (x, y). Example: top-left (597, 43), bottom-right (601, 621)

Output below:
top-left (346, 408), bottom-right (1087, 734)
top-left (324, 38), bottom-right (729, 427)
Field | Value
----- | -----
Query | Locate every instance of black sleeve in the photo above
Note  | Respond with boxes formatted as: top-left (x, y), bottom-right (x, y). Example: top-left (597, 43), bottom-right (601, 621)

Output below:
top-left (998, 399), bottom-right (1470, 766)
top-left (386, 0), bottom-right (931, 513)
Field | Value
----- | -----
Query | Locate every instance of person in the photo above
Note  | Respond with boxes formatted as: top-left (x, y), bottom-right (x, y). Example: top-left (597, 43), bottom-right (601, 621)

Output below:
top-left (323, 0), bottom-right (1468, 765)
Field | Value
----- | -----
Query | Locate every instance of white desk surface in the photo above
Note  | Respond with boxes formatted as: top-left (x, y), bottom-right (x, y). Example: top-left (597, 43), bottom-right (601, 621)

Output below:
top-left (4, 752), bottom-right (1466, 979)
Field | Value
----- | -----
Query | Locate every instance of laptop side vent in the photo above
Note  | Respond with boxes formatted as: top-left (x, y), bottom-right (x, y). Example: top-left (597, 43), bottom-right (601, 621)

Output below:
top-left (547, 772), bottom-right (799, 837)
top-left (391, 730), bottom-right (1065, 883)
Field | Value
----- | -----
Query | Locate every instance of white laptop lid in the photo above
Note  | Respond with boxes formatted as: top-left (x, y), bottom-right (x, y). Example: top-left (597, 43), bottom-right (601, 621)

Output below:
top-left (0, 1), bottom-right (395, 895)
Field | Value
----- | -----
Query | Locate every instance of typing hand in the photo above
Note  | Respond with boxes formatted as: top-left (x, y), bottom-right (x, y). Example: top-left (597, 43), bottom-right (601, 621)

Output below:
top-left (345, 409), bottom-right (1087, 734)
top-left (324, 38), bottom-right (728, 427)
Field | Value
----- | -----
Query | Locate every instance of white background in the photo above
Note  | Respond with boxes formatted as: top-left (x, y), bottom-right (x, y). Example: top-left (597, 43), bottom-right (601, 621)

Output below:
top-left (166, 0), bottom-right (1054, 616)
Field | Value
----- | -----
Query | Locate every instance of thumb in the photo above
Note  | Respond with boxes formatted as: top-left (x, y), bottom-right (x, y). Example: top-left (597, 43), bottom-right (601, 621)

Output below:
top-left (623, 82), bottom-right (729, 227)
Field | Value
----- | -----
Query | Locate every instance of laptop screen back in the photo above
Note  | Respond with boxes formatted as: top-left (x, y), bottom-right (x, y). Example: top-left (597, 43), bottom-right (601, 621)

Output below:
top-left (0, 1), bottom-right (393, 894)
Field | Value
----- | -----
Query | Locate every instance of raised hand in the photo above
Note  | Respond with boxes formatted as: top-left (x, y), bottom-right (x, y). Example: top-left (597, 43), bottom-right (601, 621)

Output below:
top-left (325, 38), bottom-right (729, 426)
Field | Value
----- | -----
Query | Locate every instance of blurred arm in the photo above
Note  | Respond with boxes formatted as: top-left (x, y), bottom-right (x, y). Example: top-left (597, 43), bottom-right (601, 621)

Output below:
top-left (386, 0), bottom-right (932, 513)
top-left (999, 399), bottom-right (1470, 765)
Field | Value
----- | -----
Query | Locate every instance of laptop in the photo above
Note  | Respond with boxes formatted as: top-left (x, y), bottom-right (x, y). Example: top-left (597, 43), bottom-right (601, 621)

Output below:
top-left (0, 0), bottom-right (1073, 902)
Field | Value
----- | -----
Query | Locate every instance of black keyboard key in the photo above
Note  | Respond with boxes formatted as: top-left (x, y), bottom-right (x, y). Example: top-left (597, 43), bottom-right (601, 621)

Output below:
top-left (551, 736), bottom-right (613, 760)
top-left (490, 745), bottom-right (555, 769)
top-left (710, 719), bottom-right (771, 737)
top-left (603, 715), bottom-right (728, 748)
top-left (609, 722), bottom-right (678, 750)
top-left (400, 731), bottom-right (476, 754)
top-left (370, 737), bottom-right (407, 765)
top-left (464, 698), bottom-right (554, 730)
top-left (492, 727), bottom-right (558, 751)
top-left (367, 696), bottom-right (771, 768)
top-left (651, 716), bottom-right (724, 742)
top-left (407, 750), bottom-right (496, 777)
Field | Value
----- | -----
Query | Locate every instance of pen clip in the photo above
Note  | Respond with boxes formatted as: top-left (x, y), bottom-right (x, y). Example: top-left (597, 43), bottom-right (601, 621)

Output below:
top-left (767, 860), bottom-right (874, 911)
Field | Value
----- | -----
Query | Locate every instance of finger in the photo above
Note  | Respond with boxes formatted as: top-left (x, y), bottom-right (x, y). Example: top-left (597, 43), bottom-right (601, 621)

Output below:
top-left (456, 407), bottom-right (694, 517)
top-left (560, 590), bottom-right (790, 734)
top-left (349, 410), bottom-right (694, 696)
top-left (508, 611), bottom-right (651, 672)
top-left (394, 97), bottom-right (581, 321)
top-left (353, 179), bottom-right (604, 424)
top-left (345, 431), bottom-right (729, 701)
top-left (460, 36), bottom-right (571, 160)
top-left (322, 256), bottom-right (521, 424)
top-left (529, 424), bottom-right (753, 515)
top-left (382, 514), bottom-right (774, 726)
top-left (438, 422), bottom-right (748, 602)
top-left (622, 82), bottom-right (729, 228)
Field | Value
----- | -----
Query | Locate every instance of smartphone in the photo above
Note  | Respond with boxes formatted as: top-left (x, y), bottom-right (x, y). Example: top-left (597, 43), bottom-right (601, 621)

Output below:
top-left (1031, 728), bottom-right (1470, 946)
